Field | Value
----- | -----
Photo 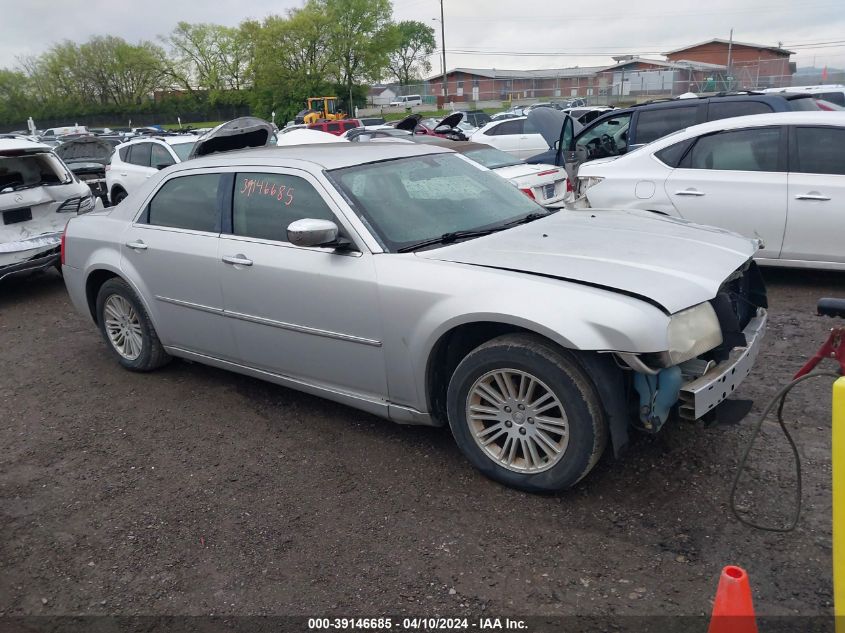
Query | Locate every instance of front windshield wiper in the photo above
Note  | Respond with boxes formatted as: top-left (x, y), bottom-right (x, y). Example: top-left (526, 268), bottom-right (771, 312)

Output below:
top-left (396, 211), bottom-right (553, 253)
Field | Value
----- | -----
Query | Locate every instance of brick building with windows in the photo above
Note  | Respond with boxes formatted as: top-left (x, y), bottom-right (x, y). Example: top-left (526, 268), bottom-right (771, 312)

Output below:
top-left (422, 39), bottom-right (794, 103)
top-left (664, 39), bottom-right (795, 88)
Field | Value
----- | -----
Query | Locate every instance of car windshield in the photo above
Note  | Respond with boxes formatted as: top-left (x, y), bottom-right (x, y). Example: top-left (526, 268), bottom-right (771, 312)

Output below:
top-left (170, 141), bottom-right (196, 161)
top-left (330, 153), bottom-right (542, 252)
top-left (461, 147), bottom-right (523, 169)
top-left (0, 153), bottom-right (72, 192)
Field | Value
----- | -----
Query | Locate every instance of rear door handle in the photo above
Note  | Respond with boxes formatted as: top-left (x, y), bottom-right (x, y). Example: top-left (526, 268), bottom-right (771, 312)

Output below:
top-left (675, 189), bottom-right (705, 197)
top-left (222, 254), bottom-right (253, 266)
top-left (795, 193), bottom-right (830, 201)
top-left (119, 173), bottom-right (127, 177)
top-left (125, 240), bottom-right (148, 250)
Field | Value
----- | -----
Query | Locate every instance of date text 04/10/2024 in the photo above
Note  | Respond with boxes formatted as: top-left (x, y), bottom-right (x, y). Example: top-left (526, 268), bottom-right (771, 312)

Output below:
top-left (307, 617), bottom-right (528, 630)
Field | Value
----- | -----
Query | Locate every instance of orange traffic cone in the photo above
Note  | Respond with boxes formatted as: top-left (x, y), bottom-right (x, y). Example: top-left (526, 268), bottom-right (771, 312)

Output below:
top-left (707, 565), bottom-right (758, 633)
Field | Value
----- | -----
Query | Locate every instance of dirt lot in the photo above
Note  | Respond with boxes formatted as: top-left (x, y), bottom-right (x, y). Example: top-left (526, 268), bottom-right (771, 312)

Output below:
top-left (1, 267), bottom-right (843, 625)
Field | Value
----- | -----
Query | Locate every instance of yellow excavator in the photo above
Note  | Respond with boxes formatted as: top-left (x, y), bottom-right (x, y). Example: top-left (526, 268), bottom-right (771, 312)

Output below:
top-left (296, 97), bottom-right (347, 125)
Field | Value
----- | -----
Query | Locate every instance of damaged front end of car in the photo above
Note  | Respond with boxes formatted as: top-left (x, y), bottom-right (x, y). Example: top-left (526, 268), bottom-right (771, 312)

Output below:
top-left (617, 261), bottom-right (768, 432)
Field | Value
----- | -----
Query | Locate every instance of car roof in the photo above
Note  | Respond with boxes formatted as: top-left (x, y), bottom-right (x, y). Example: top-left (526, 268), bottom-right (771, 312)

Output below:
top-left (677, 110), bottom-right (845, 135)
top-left (0, 138), bottom-right (51, 153)
top-left (116, 135), bottom-right (198, 149)
top-left (636, 111), bottom-right (845, 153)
top-left (175, 142), bottom-right (452, 171)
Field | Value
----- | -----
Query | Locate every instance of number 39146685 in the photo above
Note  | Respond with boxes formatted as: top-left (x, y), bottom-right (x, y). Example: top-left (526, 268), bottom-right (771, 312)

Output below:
top-left (239, 177), bottom-right (294, 206)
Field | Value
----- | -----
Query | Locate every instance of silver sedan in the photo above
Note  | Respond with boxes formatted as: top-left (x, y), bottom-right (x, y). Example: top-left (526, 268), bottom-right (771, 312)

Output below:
top-left (61, 143), bottom-right (767, 492)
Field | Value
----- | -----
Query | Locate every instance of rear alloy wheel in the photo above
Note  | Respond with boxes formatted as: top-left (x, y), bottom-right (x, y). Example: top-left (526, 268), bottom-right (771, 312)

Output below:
top-left (96, 278), bottom-right (170, 371)
top-left (447, 334), bottom-right (607, 492)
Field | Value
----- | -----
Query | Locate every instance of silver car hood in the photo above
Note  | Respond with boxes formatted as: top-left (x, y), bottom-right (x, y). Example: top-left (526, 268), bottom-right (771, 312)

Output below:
top-left (417, 209), bottom-right (758, 314)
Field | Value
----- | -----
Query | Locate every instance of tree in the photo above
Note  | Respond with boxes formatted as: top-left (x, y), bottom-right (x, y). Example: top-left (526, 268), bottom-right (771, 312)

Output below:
top-left (161, 22), bottom-right (250, 94)
top-left (387, 21), bottom-right (435, 85)
top-left (247, 8), bottom-right (336, 120)
top-left (320, 0), bottom-right (398, 109)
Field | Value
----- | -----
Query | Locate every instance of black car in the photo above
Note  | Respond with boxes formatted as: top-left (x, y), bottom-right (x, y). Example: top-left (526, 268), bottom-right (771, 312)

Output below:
top-left (527, 91), bottom-right (820, 167)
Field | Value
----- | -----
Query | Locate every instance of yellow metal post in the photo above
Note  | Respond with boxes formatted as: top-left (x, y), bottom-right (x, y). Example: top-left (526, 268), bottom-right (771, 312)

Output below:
top-left (834, 377), bottom-right (845, 632)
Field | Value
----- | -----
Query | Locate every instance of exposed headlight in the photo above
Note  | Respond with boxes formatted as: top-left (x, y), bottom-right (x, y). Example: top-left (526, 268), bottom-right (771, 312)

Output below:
top-left (666, 302), bottom-right (723, 365)
top-left (578, 176), bottom-right (604, 193)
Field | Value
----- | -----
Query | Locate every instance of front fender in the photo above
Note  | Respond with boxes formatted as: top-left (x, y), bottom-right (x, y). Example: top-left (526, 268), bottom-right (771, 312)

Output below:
top-left (375, 257), bottom-right (670, 411)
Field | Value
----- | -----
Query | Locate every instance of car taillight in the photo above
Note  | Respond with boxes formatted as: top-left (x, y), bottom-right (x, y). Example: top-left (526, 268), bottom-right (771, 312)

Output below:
top-left (536, 169), bottom-right (558, 177)
top-left (105, 164), bottom-right (111, 171)
top-left (60, 224), bottom-right (67, 266)
top-left (519, 187), bottom-right (536, 200)
top-left (566, 179), bottom-right (574, 193)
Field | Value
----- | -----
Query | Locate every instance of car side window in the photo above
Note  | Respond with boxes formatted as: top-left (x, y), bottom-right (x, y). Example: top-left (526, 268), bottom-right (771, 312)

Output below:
top-left (128, 143), bottom-right (152, 167)
top-left (151, 144), bottom-right (175, 169)
top-left (490, 120), bottom-right (523, 136)
top-left (708, 101), bottom-right (772, 122)
top-left (147, 174), bottom-right (221, 232)
top-left (685, 128), bottom-right (780, 172)
top-left (118, 146), bottom-right (130, 161)
top-left (655, 139), bottom-right (695, 167)
top-left (635, 106), bottom-right (698, 144)
top-left (794, 127), bottom-right (845, 175)
top-left (575, 113), bottom-right (632, 157)
top-left (327, 122), bottom-right (341, 133)
top-left (233, 172), bottom-right (336, 243)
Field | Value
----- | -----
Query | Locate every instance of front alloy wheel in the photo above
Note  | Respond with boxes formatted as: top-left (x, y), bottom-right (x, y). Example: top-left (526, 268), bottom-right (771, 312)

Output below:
top-left (447, 333), bottom-right (607, 492)
top-left (467, 369), bottom-right (569, 473)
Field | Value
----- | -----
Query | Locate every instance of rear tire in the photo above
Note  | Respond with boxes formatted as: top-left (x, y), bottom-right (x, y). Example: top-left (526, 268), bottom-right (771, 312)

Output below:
top-left (96, 278), bottom-right (170, 372)
top-left (111, 188), bottom-right (127, 205)
top-left (446, 334), bottom-right (607, 492)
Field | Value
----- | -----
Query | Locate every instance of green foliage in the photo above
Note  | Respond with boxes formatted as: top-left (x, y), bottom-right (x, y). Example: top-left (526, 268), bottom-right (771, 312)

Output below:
top-left (387, 21), bottom-right (436, 85)
top-left (0, 4), bottom-right (420, 128)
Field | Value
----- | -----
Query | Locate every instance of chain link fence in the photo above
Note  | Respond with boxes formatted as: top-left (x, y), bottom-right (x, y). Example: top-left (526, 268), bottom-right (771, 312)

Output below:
top-left (365, 65), bottom-right (844, 114)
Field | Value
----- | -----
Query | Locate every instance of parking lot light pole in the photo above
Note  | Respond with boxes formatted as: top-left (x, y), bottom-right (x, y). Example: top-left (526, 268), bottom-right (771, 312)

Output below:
top-left (440, 0), bottom-right (447, 101)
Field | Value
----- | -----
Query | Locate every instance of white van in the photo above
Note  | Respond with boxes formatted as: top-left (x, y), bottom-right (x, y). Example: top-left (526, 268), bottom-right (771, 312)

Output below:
top-left (40, 125), bottom-right (89, 139)
top-left (762, 84), bottom-right (845, 107)
top-left (389, 95), bottom-right (423, 107)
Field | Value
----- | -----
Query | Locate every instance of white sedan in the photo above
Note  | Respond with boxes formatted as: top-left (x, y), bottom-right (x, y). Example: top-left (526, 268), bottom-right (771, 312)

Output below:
top-left (576, 111), bottom-right (845, 270)
top-left (469, 117), bottom-right (549, 159)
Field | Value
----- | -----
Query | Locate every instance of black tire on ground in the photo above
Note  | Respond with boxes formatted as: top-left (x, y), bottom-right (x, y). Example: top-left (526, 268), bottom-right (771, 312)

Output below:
top-left (95, 278), bottom-right (170, 372)
top-left (446, 333), bottom-right (608, 492)
top-left (111, 188), bottom-right (127, 205)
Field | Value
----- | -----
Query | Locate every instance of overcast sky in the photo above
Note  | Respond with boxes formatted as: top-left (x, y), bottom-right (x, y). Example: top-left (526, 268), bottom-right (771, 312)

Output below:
top-left (2, 0), bottom-right (843, 74)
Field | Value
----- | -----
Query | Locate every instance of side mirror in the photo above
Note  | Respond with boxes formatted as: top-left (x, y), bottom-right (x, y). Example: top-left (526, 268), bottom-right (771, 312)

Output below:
top-left (287, 218), bottom-right (340, 248)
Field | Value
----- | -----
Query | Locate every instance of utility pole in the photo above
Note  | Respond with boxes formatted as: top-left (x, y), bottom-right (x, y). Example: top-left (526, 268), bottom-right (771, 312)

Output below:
top-left (726, 28), bottom-right (734, 91)
top-left (440, 0), bottom-right (447, 101)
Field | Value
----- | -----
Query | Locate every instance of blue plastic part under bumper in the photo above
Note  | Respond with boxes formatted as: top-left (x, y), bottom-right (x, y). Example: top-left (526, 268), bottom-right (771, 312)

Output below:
top-left (633, 365), bottom-right (683, 432)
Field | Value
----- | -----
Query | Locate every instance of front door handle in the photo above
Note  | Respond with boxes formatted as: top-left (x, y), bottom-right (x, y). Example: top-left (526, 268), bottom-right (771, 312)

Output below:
top-left (125, 240), bottom-right (148, 250)
top-left (222, 254), bottom-right (253, 267)
top-left (795, 193), bottom-right (831, 201)
top-left (675, 189), bottom-right (705, 197)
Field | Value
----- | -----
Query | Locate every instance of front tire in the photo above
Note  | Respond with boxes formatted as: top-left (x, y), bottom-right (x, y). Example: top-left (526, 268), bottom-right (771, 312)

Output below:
top-left (96, 278), bottom-right (170, 371)
top-left (447, 334), bottom-right (607, 492)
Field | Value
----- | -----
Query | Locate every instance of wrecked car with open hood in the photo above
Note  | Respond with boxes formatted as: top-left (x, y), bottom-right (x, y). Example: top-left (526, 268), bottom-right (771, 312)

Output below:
top-left (54, 135), bottom-right (115, 205)
top-left (62, 143), bottom-right (767, 492)
top-left (1, 138), bottom-right (97, 281)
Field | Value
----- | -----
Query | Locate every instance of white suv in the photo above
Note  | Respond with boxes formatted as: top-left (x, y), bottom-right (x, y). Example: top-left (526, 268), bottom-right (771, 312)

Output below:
top-left (107, 135), bottom-right (197, 204)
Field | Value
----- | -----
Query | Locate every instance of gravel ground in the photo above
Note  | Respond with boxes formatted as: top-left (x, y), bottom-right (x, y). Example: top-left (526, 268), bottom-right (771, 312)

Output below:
top-left (0, 266), bottom-right (843, 625)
